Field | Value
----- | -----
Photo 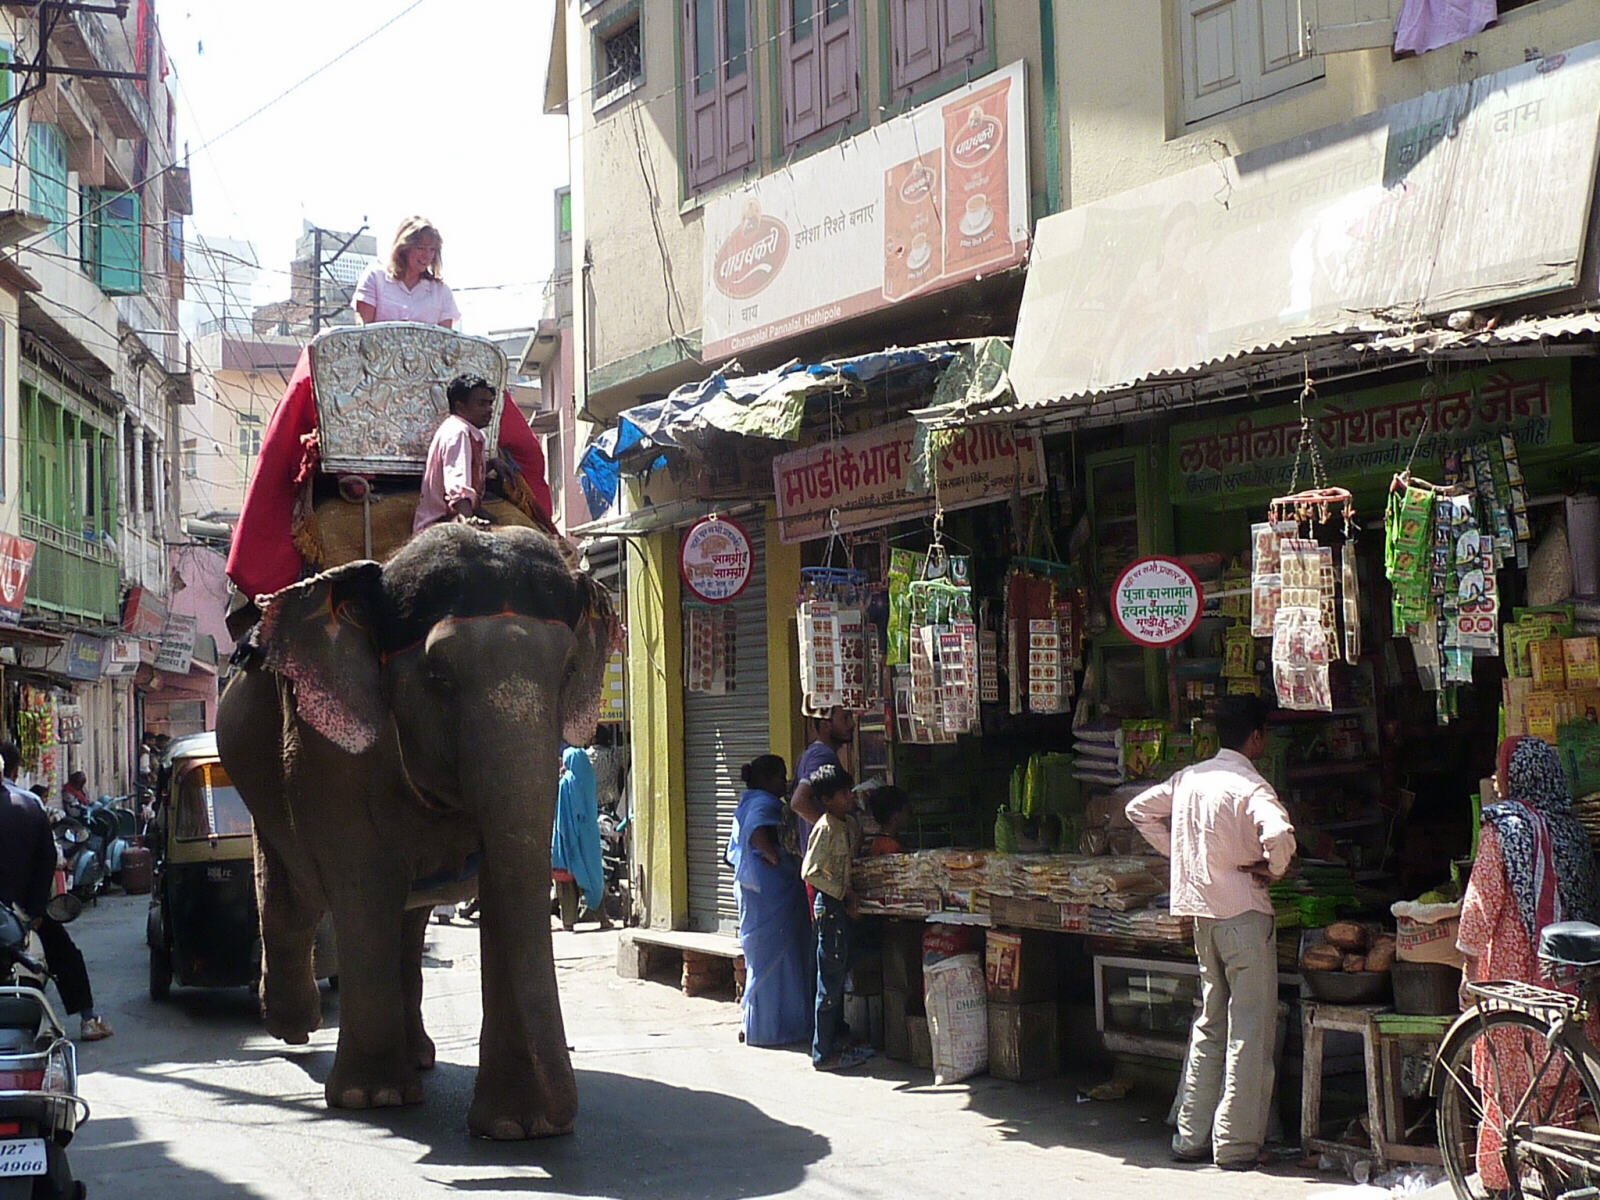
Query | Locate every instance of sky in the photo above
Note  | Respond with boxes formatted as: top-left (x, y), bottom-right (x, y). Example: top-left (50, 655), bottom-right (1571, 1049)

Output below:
top-left (165, 0), bottom-right (570, 336)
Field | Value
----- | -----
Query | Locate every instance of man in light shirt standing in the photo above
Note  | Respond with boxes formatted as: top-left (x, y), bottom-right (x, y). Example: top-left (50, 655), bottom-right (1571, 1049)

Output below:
top-left (1126, 695), bottom-right (1294, 1172)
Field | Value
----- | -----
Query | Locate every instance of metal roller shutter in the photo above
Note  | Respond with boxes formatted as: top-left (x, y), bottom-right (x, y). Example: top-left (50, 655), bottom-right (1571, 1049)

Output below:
top-left (683, 526), bottom-right (770, 934)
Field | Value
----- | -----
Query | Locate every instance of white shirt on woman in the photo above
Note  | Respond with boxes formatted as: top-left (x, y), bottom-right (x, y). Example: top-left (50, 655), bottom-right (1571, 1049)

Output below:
top-left (353, 262), bottom-right (462, 326)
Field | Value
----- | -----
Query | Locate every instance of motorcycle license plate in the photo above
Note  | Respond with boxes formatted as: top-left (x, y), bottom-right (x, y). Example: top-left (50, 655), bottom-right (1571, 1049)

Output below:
top-left (0, 1138), bottom-right (46, 1176)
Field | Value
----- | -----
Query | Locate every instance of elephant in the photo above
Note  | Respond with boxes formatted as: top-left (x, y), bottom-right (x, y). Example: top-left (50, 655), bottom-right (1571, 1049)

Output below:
top-left (216, 523), bottom-right (616, 1139)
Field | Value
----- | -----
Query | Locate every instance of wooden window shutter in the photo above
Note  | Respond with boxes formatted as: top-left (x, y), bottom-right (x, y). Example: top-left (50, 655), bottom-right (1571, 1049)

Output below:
top-left (1181, 0), bottom-right (1245, 121)
top-left (723, 0), bottom-right (755, 174)
top-left (892, 0), bottom-right (941, 95)
top-left (685, 0), bottom-right (725, 188)
top-left (1306, 0), bottom-right (1401, 53)
top-left (818, 3), bottom-right (857, 131)
top-left (783, 0), bottom-right (823, 145)
top-left (941, 0), bottom-right (985, 67)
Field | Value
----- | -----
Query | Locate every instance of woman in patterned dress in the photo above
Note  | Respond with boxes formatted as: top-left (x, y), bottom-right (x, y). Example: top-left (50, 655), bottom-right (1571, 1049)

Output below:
top-left (1457, 735), bottom-right (1600, 1190)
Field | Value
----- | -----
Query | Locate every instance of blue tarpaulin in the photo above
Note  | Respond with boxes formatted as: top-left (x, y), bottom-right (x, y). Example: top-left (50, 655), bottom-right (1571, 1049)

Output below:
top-left (577, 342), bottom-right (966, 520)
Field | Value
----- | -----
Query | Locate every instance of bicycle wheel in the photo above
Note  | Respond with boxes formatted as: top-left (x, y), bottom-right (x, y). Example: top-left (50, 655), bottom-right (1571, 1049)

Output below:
top-left (1437, 1007), bottom-right (1600, 1200)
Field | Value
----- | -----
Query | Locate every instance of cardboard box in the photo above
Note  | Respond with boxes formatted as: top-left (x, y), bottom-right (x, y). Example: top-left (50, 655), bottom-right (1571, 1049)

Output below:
top-left (985, 929), bottom-right (1061, 1004)
top-left (989, 1001), bottom-right (1060, 1082)
top-left (906, 1015), bottom-right (933, 1071)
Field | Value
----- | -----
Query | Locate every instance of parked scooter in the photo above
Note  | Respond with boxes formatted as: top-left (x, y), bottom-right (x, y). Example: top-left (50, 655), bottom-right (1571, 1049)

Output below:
top-left (47, 820), bottom-right (102, 906)
top-left (598, 803), bottom-right (631, 924)
top-left (0, 899), bottom-right (90, 1198)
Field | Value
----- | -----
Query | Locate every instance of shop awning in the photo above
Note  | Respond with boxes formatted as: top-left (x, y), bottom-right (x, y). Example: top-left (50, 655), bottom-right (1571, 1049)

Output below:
top-left (577, 341), bottom-right (970, 520)
top-left (1005, 41), bottom-right (1600, 420)
top-left (1348, 310), bottom-right (1600, 356)
top-left (569, 499), bottom-right (761, 539)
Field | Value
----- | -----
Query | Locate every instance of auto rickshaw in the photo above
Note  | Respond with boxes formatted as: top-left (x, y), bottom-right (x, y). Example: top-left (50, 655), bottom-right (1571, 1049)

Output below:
top-left (146, 732), bottom-right (336, 1000)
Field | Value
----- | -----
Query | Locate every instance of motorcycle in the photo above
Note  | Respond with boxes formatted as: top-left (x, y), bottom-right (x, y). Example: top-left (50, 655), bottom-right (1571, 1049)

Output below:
top-left (0, 899), bottom-right (90, 1198)
top-left (598, 804), bottom-right (631, 924)
top-left (47, 821), bottom-right (101, 907)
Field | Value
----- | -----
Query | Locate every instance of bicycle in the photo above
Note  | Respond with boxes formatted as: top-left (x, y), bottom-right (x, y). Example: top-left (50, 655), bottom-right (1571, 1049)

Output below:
top-left (1434, 921), bottom-right (1600, 1200)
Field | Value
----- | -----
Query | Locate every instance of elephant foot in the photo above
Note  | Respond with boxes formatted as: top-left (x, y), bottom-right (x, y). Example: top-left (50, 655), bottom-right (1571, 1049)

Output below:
top-left (326, 1053), bottom-right (423, 1111)
top-left (410, 1029), bottom-right (436, 1071)
top-left (468, 1077), bottom-right (576, 1140)
top-left (467, 1103), bottom-right (574, 1141)
top-left (261, 1001), bottom-right (320, 1046)
top-left (260, 973), bottom-right (322, 1046)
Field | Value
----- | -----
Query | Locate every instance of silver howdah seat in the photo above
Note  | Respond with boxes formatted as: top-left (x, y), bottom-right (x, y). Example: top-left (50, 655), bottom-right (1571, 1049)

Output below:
top-left (1540, 921), bottom-right (1600, 966)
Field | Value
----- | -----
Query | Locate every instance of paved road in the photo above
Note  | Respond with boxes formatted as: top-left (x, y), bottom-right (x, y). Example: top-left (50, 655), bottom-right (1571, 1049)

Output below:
top-left (61, 895), bottom-right (1375, 1198)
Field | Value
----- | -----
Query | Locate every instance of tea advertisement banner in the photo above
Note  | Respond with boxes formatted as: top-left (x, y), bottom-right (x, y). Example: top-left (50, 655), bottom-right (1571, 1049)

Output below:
top-left (773, 419), bottom-right (1047, 542)
top-left (702, 61), bottom-right (1029, 360)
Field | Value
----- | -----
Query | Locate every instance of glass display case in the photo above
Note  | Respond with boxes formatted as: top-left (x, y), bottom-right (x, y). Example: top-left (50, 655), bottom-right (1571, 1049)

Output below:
top-left (1093, 955), bottom-right (1201, 1060)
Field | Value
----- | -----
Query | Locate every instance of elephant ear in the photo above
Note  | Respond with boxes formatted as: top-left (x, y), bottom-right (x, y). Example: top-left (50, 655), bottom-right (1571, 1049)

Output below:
top-left (559, 573), bottom-right (620, 748)
top-left (254, 561), bottom-right (385, 754)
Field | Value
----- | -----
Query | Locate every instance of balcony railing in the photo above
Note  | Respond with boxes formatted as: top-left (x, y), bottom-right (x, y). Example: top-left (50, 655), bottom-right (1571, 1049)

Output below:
top-left (20, 515), bottom-right (120, 625)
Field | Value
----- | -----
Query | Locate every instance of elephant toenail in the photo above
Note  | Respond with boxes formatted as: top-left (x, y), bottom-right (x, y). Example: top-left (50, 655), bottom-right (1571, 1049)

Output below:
top-left (490, 1119), bottom-right (525, 1140)
top-left (373, 1088), bottom-right (403, 1107)
top-left (338, 1088), bottom-right (371, 1109)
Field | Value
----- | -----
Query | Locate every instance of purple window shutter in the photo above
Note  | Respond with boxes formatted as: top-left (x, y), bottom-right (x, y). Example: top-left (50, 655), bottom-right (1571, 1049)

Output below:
top-left (818, 5), bottom-right (857, 130)
top-left (685, 0), bottom-right (723, 189)
top-left (941, 0), bottom-right (985, 67)
top-left (783, 1), bottom-right (822, 145)
top-left (892, 0), bottom-right (940, 94)
top-left (723, 46), bottom-right (754, 172)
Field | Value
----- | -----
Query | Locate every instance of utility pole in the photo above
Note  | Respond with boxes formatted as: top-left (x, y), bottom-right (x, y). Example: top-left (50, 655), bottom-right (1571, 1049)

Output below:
top-left (310, 226), bottom-right (323, 335)
top-left (307, 222), bottom-right (369, 335)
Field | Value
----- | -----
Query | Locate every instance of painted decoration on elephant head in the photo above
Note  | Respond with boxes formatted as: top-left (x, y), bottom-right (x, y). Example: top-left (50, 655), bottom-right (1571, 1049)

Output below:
top-left (1111, 556), bottom-right (1203, 647)
top-left (680, 516), bottom-right (753, 604)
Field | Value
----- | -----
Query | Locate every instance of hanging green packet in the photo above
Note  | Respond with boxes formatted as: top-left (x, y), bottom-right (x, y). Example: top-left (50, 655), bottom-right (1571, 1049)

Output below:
top-left (887, 549), bottom-right (921, 666)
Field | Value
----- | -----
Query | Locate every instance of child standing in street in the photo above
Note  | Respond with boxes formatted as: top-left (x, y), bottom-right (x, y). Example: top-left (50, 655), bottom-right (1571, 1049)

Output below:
top-left (801, 764), bottom-right (874, 1072)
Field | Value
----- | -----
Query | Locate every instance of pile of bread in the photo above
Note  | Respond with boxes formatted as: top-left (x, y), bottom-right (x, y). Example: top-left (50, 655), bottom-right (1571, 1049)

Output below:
top-left (1299, 921), bottom-right (1397, 974)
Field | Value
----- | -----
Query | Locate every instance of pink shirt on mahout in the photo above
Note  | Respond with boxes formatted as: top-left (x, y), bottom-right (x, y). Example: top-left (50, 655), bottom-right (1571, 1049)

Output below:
top-left (1125, 748), bottom-right (1296, 920)
top-left (353, 262), bottom-right (463, 326)
top-left (413, 414), bottom-right (486, 532)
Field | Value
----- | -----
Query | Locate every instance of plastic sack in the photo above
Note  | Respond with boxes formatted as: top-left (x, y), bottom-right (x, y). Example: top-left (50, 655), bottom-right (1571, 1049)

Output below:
top-left (924, 952), bottom-right (988, 1084)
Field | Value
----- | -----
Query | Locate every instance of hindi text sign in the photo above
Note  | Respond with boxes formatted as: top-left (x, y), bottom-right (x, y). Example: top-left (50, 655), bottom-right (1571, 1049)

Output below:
top-left (774, 420), bottom-right (1047, 542)
top-left (1112, 557), bottom-right (1203, 647)
top-left (680, 516), bottom-right (754, 604)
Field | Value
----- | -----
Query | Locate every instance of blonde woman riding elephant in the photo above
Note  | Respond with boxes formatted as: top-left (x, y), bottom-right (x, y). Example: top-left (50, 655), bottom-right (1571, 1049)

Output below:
top-left (217, 524), bottom-right (616, 1139)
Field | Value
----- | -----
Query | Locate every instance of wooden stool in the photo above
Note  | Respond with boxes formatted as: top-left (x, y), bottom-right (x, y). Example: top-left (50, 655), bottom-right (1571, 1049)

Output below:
top-left (1300, 1002), bottom-right (1450, 1167)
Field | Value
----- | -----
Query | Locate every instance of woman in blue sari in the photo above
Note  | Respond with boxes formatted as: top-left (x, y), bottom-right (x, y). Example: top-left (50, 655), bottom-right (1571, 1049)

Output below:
top-left (553, 744), bottom-right (610, 930)
top-left (726, 755), bottom-right (814, 1046)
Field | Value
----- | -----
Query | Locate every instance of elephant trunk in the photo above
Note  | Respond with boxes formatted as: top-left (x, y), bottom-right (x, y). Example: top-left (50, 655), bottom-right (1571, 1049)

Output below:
top-left (467, 728), bottom-right (579, 1133)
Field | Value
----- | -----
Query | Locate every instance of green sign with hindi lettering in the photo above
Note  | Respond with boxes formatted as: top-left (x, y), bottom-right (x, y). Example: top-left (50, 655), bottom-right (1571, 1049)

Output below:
top-left (1167, 361), bottom-right (1572, 506)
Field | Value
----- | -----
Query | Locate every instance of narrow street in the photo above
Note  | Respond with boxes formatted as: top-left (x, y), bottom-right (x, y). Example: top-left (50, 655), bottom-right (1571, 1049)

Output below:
top-left (62, 896), bottom-right (1355, 1199)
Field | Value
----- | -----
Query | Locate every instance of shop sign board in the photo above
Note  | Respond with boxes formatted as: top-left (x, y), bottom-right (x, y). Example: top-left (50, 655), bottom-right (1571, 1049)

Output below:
top-left (597, 649), bottom-right (626, 724)
top-left (0, 535), bottom-right (35, 625)
top-left (680, 516), bottom-right (754, 603)
top-left (774, 420), bottom-right (1047, 542)
top-left (155, 614), bottom-right (198, 675)
top-left (1011, 43), bottom-right (1600, 408)
top-left (1112, 557), bottom-right (1204, 647)
top-left (1167, 360), bottom-right (1573, 506)
top-left (702, 61), bottom-right (1029, 360)
top-left (121, 585), bottom-right (168, 640)
top-left (63, 634), bottom-right (106, 682)
top-left (103, 636), bottom-right (140, 677)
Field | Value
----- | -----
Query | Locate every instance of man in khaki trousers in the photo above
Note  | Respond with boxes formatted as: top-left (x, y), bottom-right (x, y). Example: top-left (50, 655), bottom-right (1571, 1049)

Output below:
top-left (1126, 695), bottom-right (1295, 1171)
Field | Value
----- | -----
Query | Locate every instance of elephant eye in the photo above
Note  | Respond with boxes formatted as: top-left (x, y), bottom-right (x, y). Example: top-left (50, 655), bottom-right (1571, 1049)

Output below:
top-left (424, 667), bottom-right (456, 694)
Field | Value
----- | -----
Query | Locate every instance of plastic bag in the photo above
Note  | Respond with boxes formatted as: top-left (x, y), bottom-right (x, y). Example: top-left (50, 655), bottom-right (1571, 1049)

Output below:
top-left (924, 952), bottom-right (988, 1084)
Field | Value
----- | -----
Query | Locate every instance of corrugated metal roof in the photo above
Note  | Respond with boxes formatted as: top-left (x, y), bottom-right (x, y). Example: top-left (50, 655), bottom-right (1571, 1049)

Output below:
top-left (1350, 311), bottom-right (1600, 355)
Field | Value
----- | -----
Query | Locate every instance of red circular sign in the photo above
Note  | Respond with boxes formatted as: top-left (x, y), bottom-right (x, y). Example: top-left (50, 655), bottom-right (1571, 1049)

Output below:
top-left (680, 516), bottom-right (754, 603)
top-left (1110, 556), bottom-right (1204, 647)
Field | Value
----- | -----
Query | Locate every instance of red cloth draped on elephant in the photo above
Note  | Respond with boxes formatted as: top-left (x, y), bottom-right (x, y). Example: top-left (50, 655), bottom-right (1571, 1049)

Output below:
top-left (225, 346), bottom-right (553, 599)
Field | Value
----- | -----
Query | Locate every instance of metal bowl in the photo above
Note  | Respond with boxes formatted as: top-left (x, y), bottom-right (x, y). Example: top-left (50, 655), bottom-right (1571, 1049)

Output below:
top-left (1305, 968), bottom-right (1391, 1005)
